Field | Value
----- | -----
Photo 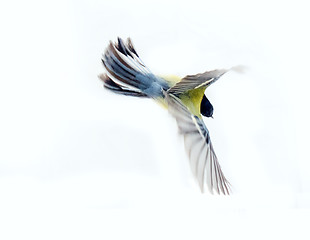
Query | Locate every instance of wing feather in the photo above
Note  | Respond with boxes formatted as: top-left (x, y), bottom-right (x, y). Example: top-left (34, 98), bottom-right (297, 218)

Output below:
top-left (165, 92), bottom-right (231, 194)
top-left (168, 69), bottom-right (228, 95)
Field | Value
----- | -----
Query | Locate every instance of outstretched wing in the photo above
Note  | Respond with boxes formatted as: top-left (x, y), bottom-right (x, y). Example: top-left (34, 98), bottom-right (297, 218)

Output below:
top-left (168, 69), bottom-right (228, 95)
top-left (165, 92), bottom-right (231, 195)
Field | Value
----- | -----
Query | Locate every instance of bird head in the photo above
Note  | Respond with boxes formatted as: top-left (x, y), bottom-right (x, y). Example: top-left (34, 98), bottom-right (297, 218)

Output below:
top-left (200, 95), bottom-right (214, 118)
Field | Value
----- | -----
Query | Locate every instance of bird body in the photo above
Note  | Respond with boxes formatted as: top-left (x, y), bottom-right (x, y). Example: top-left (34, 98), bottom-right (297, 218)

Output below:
top-left (152, 75), bottom-right (205, 117)
top-left (162, 75), bottom-right (181, 84)
top-left (100, 37), bottom-right (231, 195)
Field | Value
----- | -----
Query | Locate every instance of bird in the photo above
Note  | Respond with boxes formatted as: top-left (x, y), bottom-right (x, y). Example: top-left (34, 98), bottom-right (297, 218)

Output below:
top-left (99, 37), bottom-right (231, 195)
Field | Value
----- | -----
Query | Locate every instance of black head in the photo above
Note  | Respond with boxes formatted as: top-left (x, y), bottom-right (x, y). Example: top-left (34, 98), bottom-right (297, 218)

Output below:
top-left (200, 95), bottom-right (214, 118)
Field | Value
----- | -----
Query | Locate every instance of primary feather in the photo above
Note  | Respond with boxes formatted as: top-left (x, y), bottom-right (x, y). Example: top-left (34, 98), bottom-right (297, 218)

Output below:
top-left (164, 92), bottom-right (230, 194)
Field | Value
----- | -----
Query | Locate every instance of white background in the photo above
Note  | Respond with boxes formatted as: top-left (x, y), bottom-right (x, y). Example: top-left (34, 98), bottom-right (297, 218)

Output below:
top-left (1, 0), bottom-right (310, 239)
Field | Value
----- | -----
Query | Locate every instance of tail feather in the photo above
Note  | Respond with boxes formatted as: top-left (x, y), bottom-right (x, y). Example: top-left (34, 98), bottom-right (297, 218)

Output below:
top-left (116, 37), bottom-right (134, 58)
top-left (100, 74), bottom-right (147, 97)
top-left (101, 37), bottom-right (169, 98)
top-left (126, 38), bottom-right (139, 57)
top-left (102, 44), bottom-right (143, 90)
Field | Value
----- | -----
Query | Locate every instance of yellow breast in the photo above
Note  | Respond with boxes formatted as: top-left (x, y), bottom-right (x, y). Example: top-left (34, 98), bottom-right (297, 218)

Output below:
top-left (178, 87), bottom-right (206, 118)
top-left (156, 75), bottom-right (205, 118)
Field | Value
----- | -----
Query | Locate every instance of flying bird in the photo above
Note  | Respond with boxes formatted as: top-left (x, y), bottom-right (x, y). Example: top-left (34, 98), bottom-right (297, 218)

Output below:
top-left (99, 37), bottom-right (231, 195)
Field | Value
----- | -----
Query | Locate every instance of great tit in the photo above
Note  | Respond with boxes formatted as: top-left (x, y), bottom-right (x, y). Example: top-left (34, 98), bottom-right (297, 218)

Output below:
top-left (99, 37), bottom-right (231, 195)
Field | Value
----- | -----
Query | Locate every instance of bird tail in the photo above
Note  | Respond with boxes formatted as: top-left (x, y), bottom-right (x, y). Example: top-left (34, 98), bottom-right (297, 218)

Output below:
top-left (100, 37), bottom-right (169, 98)
top-left (99, 73), bottom-right (147, 97)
